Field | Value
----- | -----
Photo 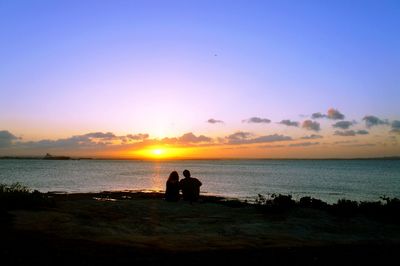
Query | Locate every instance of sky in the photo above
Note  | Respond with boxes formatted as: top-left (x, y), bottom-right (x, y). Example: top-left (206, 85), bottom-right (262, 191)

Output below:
top-left (0, 0), bottom-right (399, 159)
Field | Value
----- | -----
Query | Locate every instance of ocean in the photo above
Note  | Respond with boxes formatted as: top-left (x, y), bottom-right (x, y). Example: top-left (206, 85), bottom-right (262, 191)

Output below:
top-left (1, 159), bottom-right (399, 203)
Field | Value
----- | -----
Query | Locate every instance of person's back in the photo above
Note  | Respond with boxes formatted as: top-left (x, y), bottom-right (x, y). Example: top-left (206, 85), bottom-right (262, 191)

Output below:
top-left (165, 171), bottom-right (180, 201)
top-left (179, 169), bottom-right (202, 202)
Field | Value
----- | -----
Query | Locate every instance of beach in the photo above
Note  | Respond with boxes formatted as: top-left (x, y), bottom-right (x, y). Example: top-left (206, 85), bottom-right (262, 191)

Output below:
top-left (2, 191), bottom-right (400, 265)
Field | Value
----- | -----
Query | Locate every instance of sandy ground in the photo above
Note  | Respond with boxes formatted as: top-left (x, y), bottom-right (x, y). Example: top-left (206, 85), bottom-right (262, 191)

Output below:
top-left (2, 192), bottom-right (400, 265)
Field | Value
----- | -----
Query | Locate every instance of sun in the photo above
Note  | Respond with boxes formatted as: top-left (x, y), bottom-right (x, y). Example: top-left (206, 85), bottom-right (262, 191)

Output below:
top-left (152, 148), bottom-right (164, 156)
top-left (131, 146), bottom-right (187, 159)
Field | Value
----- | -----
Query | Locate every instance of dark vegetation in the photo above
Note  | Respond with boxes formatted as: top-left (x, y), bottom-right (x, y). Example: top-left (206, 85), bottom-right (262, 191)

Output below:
top-left (254, 193), bottom-right (400, 222)
top-left (0, 183), bottom-right (54, 211)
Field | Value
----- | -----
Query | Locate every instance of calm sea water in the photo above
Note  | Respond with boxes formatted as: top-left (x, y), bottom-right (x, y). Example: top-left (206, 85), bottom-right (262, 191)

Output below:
top-left (1, 159), bottom-right (399, 203)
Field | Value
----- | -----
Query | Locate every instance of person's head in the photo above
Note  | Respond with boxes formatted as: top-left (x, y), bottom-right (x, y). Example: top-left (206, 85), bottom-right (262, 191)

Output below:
top-left (168, 171), bottom-right (179, 182)
top-left (183, 169), bottom-right (191, 178)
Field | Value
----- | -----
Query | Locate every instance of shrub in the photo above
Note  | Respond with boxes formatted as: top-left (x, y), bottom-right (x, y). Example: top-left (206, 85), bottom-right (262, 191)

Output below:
top-left (0, 183), bottom-right (54, 210)
top-left (255, 193), bottom-right (296, 212)
top-left (272, 194), bottom-right (296, 208)
top-left (299, 196), bottom-right (328, 210)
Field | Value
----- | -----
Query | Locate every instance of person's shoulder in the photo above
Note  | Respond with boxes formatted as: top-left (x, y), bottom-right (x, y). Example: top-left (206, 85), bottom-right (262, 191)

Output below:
top-left (193, 177), bottom-right (202, 185)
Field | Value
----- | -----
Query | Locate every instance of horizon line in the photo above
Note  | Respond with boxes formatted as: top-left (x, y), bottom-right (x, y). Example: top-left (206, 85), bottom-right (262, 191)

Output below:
top-left (1, 155), bottom-right (399, 161)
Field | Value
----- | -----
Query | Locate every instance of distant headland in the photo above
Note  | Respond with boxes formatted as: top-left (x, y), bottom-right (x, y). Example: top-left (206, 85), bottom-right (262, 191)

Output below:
top-left (0, 154), bottom-right (93, 160)
top-left (43, 153), bottom-right (71, 160)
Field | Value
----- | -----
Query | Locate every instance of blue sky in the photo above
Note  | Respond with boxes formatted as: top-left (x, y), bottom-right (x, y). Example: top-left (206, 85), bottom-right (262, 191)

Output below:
top-left (0, 0), bottom-right (399, 157)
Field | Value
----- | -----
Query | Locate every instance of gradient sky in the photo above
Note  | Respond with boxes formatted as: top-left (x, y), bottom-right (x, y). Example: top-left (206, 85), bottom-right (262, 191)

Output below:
top-left (1, 0), bottom-right (399, 158)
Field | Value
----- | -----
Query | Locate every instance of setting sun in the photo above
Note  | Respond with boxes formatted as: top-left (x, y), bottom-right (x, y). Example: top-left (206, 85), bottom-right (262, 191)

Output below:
top-left (131, 146), bottom-right (189, 159)
top-left (152, 148), bottom-right (164, 156)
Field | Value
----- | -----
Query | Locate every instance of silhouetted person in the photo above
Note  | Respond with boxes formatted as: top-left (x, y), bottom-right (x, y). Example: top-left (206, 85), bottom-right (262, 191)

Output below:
top-left (179, 169), bottom-right (202, 202)
top-left (165, 171), bottom-right (180, 201)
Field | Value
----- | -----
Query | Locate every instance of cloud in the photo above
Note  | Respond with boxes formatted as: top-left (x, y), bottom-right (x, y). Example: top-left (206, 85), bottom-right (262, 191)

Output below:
top-left (162, 132), bottom-right (213, 145)
top-left (14, 131), bottom-right (152, 150)
top-left (178, 133), bottom-right (212, 143)
top-left (334, 130), bottom-right (355, 136)
top-left (344, 143), bottom-right (376, 147)
top-left (363, 115), bottom-right (389, 128)
top-left (10, 131), bottom-right (214, 153)
top-left (334, 130), bottom-right (369, 136)
top-left (279, 120), bottom-right (299, 127)
top-left (311, 112), bottom-right (326, 119)
top-left (222, 146), bottom-right (251, 150)
top-left (251, 134), bottom-right (292, 143)
top-left (357, 130), bottom-right (369, 135)
top-left (126, 134), bottom-right (149, 140)
top-left (289, 142), bottom-right (320, 147)
top-left (332, 121), bottom-right (354, 129)
top-left (0, 130), bottom-right (19, 148)
top-left (333, 140), bottom-right (358, 144)
top-left (390, 120), bottom-right (400, 134)
top-left (242, 117), bottom-right (271, 124)
top-left (302, 120), bottom-right (320, 131)
top-left (226, 132), bottom-right (292, 145)
top-left (258, 144), bottom-right (286, 148)
top-left (84, 132), bottom-right (116, 140)
top-left (301, 134), bottom-right (323, 139)
top-left (207, 118), bottom-right (224, 124)
top-left (312, 108), bottom-right (345, 120)
top-left (226, 131), bottom-right (253, 141)
top-left (327, 108), bottom-right (345, 120)
top-left (121, 133), bottom-right (149, 143)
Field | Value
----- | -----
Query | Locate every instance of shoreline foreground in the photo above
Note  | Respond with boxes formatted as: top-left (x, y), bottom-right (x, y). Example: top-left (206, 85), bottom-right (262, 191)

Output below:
top-left (1, 191), bottom-right (400, 265)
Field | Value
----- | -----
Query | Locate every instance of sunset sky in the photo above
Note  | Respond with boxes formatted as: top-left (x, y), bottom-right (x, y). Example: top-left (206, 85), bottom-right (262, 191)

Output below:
top-left (1, 0), bottom-right (399, 159)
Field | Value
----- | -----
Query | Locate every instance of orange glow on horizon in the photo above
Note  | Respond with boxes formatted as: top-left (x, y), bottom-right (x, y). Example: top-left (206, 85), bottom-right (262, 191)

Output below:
top-left (131, 146), bottom-right (188, 159)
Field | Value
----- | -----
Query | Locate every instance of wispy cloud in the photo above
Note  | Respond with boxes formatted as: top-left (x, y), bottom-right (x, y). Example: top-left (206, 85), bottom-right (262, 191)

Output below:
top-left (84, 132), bottom-right (116, 140)
top-left (289, 142), bottom-right (320, 147)
top-left (334, 130), bottom-right (369, 136)
top-left (301, 134), bottom-right (323, 139)
top-left (332, 121), bottom-right (354, 129)
top-left (363, 115), bottom-right (389, 128)
top-left (242, 117), bottom-right (271, 124)
top-left (333, 140), bottom-right (358, 145)
top-left (226, 131), bottom-right (253, 142)
top-left (279, 120), bottom-right (299, 127)
top-left (207, 118), bottom-right (224, 124)
top-left (357, 130), bottom-right (369, 135)
top-left (258, 144), bottom-right (286, 148)
top-left (343, 143), bottom-right (376, 147)
top-left (226, 132), bottom-right (292, 145)
top-left (311, 112), bottom-right (326, 119)
top-left (302, 120), bottom-right (320, 131)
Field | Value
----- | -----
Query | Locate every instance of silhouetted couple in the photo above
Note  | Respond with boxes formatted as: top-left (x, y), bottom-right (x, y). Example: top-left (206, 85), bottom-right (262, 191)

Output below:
top-left (165, 169), bottom-right (202, 202)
